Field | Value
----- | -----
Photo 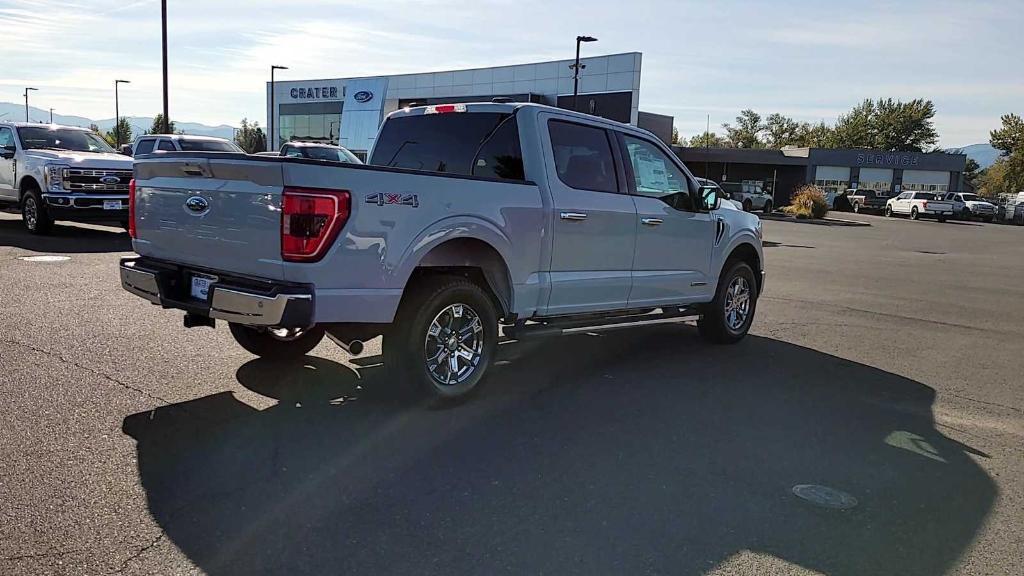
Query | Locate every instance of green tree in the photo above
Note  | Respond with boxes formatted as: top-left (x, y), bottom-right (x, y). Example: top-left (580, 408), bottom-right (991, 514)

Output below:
top-left (671, 126), bottom-right (680, 145)
top-left (686, 131), bottom-right (727, 148)
top-left (989, 113), bottom-right (1024, 155)
top-left (88, 123), bottom-right (101, 134)
top-left (234, 118), bottom-right (267, 154)
top-left (872, 98), bottom-right (937, 151)
top-left (763, 113), bottom-right (802, 148)
top-left (148, 113), bottom-right (176, 135)
top-left (794, 121), bottom-right (836, 148)
top-left (722, 109), bottom-right (765, 148)
top-left (831, 99), bottom-right (876, 149)
top-left (963, 157), bottom-right (981, 187)
top-left (103, 117), bottom-right (132, 148)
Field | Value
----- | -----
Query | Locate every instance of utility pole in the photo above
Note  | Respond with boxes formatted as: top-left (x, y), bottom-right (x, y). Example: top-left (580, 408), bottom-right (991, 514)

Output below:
top-left (161, 0), bottom-right (170, 133)
top-left (49, 108), bottom-right (54, 123)
top-left (24, 87), bottom-right (38, 122)
top-left (115, 79), bottom-right (130, 146)
top-left (269, 65), bottom-right (288, 151)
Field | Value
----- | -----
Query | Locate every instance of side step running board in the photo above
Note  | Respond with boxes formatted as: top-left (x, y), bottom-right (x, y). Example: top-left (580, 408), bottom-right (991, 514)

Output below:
top-left (504, 308), bottom-right (700, 340)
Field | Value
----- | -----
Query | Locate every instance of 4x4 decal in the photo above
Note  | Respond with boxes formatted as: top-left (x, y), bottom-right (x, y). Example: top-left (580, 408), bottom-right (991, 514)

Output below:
top-left (365, 193), bottom-right (419, 207)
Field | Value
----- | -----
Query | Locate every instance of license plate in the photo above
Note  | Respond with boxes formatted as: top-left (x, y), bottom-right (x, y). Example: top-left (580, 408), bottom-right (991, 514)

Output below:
top-left (103, 200), bottom-right (122, 210)
top-left (190, 274), bottom-right (216, 301)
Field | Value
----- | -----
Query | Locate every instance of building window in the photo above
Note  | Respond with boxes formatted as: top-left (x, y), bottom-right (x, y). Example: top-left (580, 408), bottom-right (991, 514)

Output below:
top-left (815, 178), bottom-right (849, 195)
top-left (903, 182), bottom-right (949, 193)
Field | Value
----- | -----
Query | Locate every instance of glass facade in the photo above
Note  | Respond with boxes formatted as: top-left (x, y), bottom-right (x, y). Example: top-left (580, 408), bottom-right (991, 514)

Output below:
top-left (903, 182), bottom-right (948, 193)
top-left (278, 102), bottom-right (342, 149)
top-left (814, 178), bottom-right (849, 195)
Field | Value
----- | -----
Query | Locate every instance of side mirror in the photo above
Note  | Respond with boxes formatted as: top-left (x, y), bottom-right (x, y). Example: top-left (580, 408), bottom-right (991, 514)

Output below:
top-left (1, 145), bottom-right (14, 159)
top-left (700, 185), bottom-right (721, 211)
top-left (119, 144), bottom-right (133, 156)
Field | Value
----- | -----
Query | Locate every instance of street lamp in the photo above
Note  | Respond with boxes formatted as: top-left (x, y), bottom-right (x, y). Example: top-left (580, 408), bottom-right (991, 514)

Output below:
top-left (49, 108), bottom-right (55, 123)
top-left (269, 65), bottom-right (289, 151)
top-left (160, 0), bottom-right (170, 133)
top-left (571, 35), bottom-right (597, 112)
top-left (24, 87), bottom-right (38, 122)
top-left (115, 79), bottom-right (130, 146)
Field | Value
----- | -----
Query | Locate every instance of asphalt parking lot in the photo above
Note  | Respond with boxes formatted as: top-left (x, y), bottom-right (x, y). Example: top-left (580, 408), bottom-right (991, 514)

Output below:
top-left (1, 210), bottom-right (1022, 576)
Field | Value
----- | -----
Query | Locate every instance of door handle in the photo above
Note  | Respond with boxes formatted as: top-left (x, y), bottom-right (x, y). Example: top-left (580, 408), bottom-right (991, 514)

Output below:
top-left (560, 212), bottom-right (588, 221)
top-left (640, 218), bottom-right (663, 226)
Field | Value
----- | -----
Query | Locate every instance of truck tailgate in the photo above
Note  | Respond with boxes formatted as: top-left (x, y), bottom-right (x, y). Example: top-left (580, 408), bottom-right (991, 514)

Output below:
top-left (133, 156), bottom-right (285, 280)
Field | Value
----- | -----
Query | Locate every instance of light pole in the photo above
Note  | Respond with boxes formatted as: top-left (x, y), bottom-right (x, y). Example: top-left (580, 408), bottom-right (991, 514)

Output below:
top-left (24, 87), bottom-right (38, 122)
top-left (49, 108), bottom-right (55, 123)
top-left (571, 35), bottom-right (597, 112)
top-left (114, 79), bottom-right (130, 146)
top-left (161, 0), bottom-right (169, 133)
top-left (269, 65), bottom-right (288, 151)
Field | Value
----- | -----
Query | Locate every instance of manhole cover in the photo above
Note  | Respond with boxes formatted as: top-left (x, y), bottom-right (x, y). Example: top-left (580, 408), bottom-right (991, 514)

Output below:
top-left (18, 255), bottom-right (70, 262)
top-left (792, 484), bottom-right (858, 509)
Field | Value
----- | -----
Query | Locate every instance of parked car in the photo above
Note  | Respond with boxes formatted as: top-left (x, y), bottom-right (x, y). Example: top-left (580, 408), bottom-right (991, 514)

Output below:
top-left (130, 134), bottom-right (243, 156)
top-left (847, 188), bottom-right (887, 214)
top-left (0, 121), bottom-right (133, 234)
top-left (696, 177), bottom-right (743, 210)
top-left (120, 101), bottom-right (765, 401)
top-left (944, 192), bottom-right (996, 222)
top-left (721, 181), bottom-right (773, 214)
top-left (1004, 191), bottom-right (1024, 225)
top-left (885, 191), bottom-right (954, 222)
top-left (279, 141), bottom-right (362, 163)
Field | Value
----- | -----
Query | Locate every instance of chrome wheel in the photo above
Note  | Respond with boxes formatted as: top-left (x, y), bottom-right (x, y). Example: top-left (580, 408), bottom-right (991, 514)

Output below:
top-left (24, 196), bottom-right (38, 230)
top-left (424, 303), bottom-right (484, 386)
top-left (724, 276), bottom-right (752, 331)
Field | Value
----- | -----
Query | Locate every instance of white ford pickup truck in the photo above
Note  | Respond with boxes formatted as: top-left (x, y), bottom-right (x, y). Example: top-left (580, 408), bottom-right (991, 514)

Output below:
top-left (0, 122), bottom-right (133, 234)
top-left (120, 102), bottom-right (765, 400)
top-left (885, 191), bottom-right (953, 222)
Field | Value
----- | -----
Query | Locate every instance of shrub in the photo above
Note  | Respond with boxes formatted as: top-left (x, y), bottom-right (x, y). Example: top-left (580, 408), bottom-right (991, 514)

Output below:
top-left (782, 185), bottom-right (829, 219)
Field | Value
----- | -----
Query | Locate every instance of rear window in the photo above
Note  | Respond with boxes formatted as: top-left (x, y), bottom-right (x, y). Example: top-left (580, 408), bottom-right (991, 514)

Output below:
top-left (913, 192), bottom-right (937, 200)
top-left (547, 120), bottom-right (618, 193)
top-left (370, 112), bottom-right (524, 181)
top-left (134, 139), bottom-right (155, 155)
top-left (178, 139), bottom-right (242, 153)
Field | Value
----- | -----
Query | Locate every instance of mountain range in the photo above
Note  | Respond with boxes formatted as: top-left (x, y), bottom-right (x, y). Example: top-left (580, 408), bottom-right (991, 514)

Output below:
top-left (0, 102), bottom-right (236, 141)
top-left (951, 143), bottom-right (1001, 169)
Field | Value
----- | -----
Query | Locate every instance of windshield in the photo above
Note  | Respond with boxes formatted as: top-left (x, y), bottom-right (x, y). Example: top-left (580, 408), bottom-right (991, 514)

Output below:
top-left (299, 146), bottom-right (361, 163)
top-left (960, 194), bottom-right (982, 202)
top-left (177, 139), bottom-right (242, 153)
top-left (17, 127), bottom-right (115, 153)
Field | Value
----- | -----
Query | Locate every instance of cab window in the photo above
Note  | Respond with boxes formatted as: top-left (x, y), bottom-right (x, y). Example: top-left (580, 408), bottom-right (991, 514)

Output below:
top-left (134, 139), bottom-right (155, 155)
top-left (622, 134), bottom-right (695, 211)
top-left (547, 120), bottom-right (618, 193)
top-left (0, 127), bottom-right (15, 149)
top-left (157, 140), bottom-right (176, 152)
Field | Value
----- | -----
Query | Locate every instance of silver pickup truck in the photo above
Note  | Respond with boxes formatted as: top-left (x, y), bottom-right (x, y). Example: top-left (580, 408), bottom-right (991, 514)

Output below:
top-left (120, 102), bottom-right (765, 400)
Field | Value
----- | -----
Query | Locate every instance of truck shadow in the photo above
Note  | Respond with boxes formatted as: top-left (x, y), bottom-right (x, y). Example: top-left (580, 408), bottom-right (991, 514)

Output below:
top-left (122, 328), bottom-right (995, 576)
top-left (0, 217), bottom-right (131, 253)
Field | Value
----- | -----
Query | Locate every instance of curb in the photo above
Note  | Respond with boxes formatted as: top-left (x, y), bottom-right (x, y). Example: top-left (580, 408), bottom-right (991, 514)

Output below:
top-left (760, 213), bottom-right (871, 227)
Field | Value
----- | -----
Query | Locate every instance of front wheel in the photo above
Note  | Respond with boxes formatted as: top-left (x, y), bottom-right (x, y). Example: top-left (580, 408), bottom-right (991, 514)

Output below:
top-left (22, 188), bottom-right (53, 235)
top-left (961, 208), bottom-right (972, 221)
top-left (384, 276), bottom-right (498, 401)
top-left (742, 199), bottom-right (752, 212)
top-left (698, 261), bottom-right (758, 344)
top-left (762, 201), bottom-right (773, 215)
top-left (229, 323), bottom-right (325, 360)
top-left (853, 202), bottom-right (861, 214)
top-left (885, 205), bottom-right (893, 217)
top-left (938, 215), bottom-right (947, 223)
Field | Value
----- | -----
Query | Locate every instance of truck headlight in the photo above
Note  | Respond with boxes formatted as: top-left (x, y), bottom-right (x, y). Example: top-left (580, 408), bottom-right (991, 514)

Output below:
top-left (45, 164), bottom-right (69, 192)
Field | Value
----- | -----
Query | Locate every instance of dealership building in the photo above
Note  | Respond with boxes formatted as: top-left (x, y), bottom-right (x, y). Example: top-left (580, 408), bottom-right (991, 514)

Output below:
top-left (674, 146), bottom-right (968, 205)
top-left (265, 52), bottom-right (674, 158)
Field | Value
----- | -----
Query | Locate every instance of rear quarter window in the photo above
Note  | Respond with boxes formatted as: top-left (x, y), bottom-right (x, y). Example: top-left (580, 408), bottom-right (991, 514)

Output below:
top-left (370, 112), bottom-right (524, 181)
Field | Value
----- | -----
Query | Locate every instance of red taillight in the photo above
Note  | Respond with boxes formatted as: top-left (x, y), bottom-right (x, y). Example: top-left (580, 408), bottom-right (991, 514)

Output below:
top-left (128, 178), bottom-right (137, 238)
top-left (923, 201), bottom-right (929, 209)
top-left (281, 187), bottom-right (350, 262)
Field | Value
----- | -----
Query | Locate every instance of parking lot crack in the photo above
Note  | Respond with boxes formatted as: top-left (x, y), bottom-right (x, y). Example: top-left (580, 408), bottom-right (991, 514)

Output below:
top-left (111, 532), bottom-right (166, 574)
top-left (1, 338), bottom-right (173, 406)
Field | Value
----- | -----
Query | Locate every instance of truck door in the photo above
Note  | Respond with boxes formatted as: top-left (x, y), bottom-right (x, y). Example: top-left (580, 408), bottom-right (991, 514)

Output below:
top-left (540, 115), bottom-right (637, 315)
top-left (0, 127), bottom-right (16, 200)
top-left (617, 132), bottom-right (715, 305)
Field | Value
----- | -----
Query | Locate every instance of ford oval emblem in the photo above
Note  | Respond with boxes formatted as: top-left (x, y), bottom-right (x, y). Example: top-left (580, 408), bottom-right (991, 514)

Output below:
top-left (353, 90), bottom-right (373, 103)
top-left (100, 175), bottom-right (120, 185)
top-left (185, 196), bottom-right (209, 214)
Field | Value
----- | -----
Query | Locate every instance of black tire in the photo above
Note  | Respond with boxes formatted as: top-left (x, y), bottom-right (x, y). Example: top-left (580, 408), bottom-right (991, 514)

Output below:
top-left (885, 205), bottom-right (893, 217)
top-left (698, 261), bottom-right (758, 345)
top-left (229, 323), bottom-right (325, 360)
top-left (762, 201), bottom-right (773, 215)
top-left (21, 188), bottom-right (53, 235)
top-left (961, 208), bottom-right (972, 221)
top-left (384, 275), bottom-right (498, 401)
top-left (853, 202), bottom-right (861, 214)
top-left (910, 206), bottom-right (919, 220)
top-left (938, 215), bottom-right (947, 223)
top-left (742, 199), bottom-right (752, 212)
top-left (983, 216), bottom-right (993, 223)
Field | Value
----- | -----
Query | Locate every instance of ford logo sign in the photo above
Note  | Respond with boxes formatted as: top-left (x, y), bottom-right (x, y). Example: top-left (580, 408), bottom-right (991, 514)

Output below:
top-left (353, 90), bottom-right (374, 103)
top-left (185, 196), bottom-right (209, 214)
top-left (100, 175), bottom-right (120, 185)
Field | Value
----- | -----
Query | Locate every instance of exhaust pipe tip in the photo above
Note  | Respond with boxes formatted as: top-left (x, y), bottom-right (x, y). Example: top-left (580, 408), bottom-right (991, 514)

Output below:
top-left (347, 339), bottom-right (364, 356)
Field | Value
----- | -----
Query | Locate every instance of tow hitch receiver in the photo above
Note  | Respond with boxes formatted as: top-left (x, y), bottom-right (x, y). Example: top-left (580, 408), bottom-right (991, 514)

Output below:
top-left (184, 313), bottom-right (216, 329)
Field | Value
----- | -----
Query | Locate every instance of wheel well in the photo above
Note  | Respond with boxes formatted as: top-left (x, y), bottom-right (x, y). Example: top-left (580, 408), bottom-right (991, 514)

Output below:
top-left (725, 243), bottom-right (761, 291)
top-left (19, 176), bottom-right (41, 199)
top-left (407, 238), bottom-right (513, 320)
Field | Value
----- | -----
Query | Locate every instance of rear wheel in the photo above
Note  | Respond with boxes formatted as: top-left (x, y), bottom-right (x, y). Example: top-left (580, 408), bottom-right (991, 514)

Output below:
top-left (762, 201), bottom-right (773, 215)
top-left (21, 188), bottom-right (53, 235)
top-left (938, 215), bottom-right (947, 223)
top-left (853, 202), bottom-right (861, 214)
top-left (698, 261), bottom-right (757, 344)
top-left (910, 206), bottom-right (920, 220)
top-left (742, 199), bottom-right (752, 212)
top-left (384, 276), bottom-right (498, 401)
top-left (983, 216), bottom-right (993, 223)
top-left (229, 323), bottom-right (325, 360)
top-left (885, 205), bottom-right (893, 217)
top-left (961, 208), bottom-right (972, 221)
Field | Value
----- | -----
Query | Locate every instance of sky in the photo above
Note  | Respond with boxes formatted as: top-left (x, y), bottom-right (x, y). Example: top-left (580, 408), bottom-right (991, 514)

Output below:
top-left (1, 0), bottom-right (1021, 147)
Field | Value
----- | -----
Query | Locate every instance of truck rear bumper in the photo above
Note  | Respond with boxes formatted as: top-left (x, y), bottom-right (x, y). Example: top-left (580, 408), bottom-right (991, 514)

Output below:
top-left (120, 257), bottom-right (314, 327)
